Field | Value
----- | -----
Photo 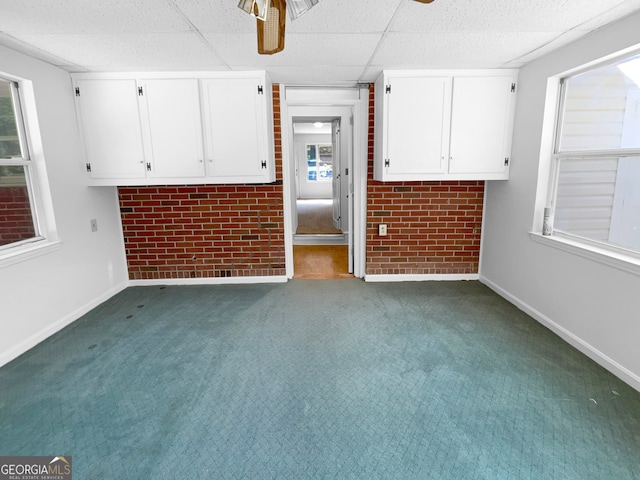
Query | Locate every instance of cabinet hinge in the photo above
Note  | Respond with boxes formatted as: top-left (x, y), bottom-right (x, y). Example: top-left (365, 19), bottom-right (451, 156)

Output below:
top-left (85, 163), bottom-right (91, 172)
top-left (138, 86), bottom-right (144, 96)
top-left (146, 162), bottom-right (152, 171)
top-left (384, 159), bottom-right (390, 167)
top-left (385, 85), bottom-right (391, 94)
top-left (511, 83), bottom-right (516, 93)
top-left (261, 160), bottom-right (267, 169)
top-left (258, 85), bottom-right (264, 95)
top-left (504, 157), bottom-right (510, 166)
top-left (75, 87), bottom-right (80, 97)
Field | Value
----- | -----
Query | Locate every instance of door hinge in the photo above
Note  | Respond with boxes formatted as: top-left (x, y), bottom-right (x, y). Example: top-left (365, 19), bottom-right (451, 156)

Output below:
top-left (146, 162), bottom-right (152, 171)
top-left (385, 85), bottom-right (391, 94)
top-left (261, 160), bottom-right (267, 169)
top-left (345, 168), bottom-right (349, 175)
top-left (75, 87), bottom-right (80, 97)
top-left (511, 83), bottom-right (516, 93)
top-left (504, 157), bottom-right (510, 166)
top-left (384, 159), bottom-right (390, 167)
top-left (138, 86), bottom-right (144, 96)
top-left (258, 85), bottom-right (264, 95)
top-left (85, 163), bottom-right (91, 172)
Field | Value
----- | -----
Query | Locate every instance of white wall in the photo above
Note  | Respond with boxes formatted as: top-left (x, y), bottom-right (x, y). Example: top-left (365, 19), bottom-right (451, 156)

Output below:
top-left (481, 11), bottom-right (640, 390)
top-left (0, 46), bottom-right (128, 366)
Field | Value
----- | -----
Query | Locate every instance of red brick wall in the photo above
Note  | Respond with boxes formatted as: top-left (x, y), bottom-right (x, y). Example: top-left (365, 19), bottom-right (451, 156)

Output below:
top-left (365, 85), bottom-right (484, 276)
top-left (0, 186), bottom-right (36, 247)
top-left (118, 86), bottom-right (285, 280)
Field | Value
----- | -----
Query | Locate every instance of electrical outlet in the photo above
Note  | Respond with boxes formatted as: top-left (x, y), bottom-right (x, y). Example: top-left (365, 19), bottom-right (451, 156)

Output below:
top-left (378, 224), bottom-right (387, 236)
top-left (90, 218), bottom-right (98, 232)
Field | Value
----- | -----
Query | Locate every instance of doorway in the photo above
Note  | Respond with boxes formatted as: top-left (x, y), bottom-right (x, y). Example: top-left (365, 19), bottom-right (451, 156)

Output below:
top-left (291, 116), bottom-right (350, 278)
top-left (280, 86), bottom-right (369, 280)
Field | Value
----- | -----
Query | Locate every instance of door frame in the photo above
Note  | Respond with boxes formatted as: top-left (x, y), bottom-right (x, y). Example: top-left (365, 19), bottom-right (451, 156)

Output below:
top-left (280, 85), bottom-right (369, 279)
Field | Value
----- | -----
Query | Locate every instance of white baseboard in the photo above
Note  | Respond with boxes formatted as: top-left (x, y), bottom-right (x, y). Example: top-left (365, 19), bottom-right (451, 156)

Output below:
top-left (129, 275), bottom-right (288, 287)
top-left (0, 281), bottom-right (129, 368)
top-left (480, 275), bottom-right (640, 392)
top-left (365, 273), bottom-right (479, 282)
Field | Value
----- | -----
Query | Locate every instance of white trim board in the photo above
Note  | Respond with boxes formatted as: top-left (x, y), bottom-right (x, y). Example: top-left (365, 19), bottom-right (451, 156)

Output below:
top-left (480, 275), bottom-right (640, 393)
top-left (365, 274), bottom-right (479, 282)
top-left (0, 281), bottom-right (129, 369)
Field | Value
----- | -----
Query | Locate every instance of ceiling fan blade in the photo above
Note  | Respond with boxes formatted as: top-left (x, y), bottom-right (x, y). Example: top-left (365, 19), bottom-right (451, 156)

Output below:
top-left (238, 0), bottom-right (270, 21)
top-left (257, 0), bottom-right (286, 54)
top-left (287, 0), bottom-right (320, 21)
top-left (413, 0), bottom-right (436, 3)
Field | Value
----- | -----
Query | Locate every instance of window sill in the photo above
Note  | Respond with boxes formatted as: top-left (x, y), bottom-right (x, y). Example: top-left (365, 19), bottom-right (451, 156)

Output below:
top-left (0, 240), bottom-right (62, 268)
top-left (529, 232), bottom-right (640, 277)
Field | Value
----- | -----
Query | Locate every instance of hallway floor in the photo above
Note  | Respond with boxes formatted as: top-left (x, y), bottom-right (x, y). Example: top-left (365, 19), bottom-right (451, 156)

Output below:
top-left (293, 244), bottom-right (352, 279)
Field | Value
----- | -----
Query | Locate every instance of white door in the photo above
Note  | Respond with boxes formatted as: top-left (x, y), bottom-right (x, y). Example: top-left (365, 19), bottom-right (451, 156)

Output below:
top-left (332, 119), bottom-right (341, 230)
top-left (74, 79), bottom-right (146, 179)
top-left (141, 79), bottom-right (205, 178)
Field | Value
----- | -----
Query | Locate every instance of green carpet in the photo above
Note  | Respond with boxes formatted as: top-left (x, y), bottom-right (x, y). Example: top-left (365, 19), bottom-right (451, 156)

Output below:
top-left (1, 280), bottom-right (639, 479)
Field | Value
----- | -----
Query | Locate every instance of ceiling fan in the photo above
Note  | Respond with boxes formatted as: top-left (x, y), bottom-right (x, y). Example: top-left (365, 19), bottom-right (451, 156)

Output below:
top-left (237, 0), bottom-right (319, 55)
top-left (238, 0), bottom-right (435, 55)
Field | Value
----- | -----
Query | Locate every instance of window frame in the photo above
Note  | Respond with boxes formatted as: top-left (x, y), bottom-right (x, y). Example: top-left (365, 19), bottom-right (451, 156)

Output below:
top-left (533, 47), bottom-right (640, 276)
top-left (0, 72), bottom-right (59, 267)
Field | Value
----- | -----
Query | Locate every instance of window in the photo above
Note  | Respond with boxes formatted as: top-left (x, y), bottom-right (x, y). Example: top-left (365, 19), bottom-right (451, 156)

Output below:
top-left (0, 74), bottom-right (56, 262)
top-left (547, 53), bottom-right (640, 257)
top-left (305, 143), bottom-right (333, 182)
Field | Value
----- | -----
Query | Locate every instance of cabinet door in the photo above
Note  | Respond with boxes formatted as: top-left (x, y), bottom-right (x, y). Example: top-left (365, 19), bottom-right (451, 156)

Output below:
top-left (140, 79), bottom-right (205, 178)
top-left (74, 79), bottom-right (146, 179)
top-left (448, 76), bottom-right (515, 176)
top-left (202, 78), bottom-right (269, 180)
top-left (385, 76), bottom-right (451, 176)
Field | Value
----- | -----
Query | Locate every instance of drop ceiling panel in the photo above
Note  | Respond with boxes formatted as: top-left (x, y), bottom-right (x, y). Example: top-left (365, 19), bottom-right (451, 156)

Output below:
top-left (173, 0), bottom-right (255, 34)
top-left (0, 0), bottom-right (639, 84)
top-left (392, 0), bottom-right (640, 33)
top-left (16, 33), bottom-right (226, 70)
top-left (286, 0), bottom-right (402, 33)
top-left (504, 31), bottom-right (591, 66)
top-left (207, 33), bottom-right (382, 67)
top-left (0, 0), bottom-right (189, 34)
top-left (372, 31), bottom-right (564, 68)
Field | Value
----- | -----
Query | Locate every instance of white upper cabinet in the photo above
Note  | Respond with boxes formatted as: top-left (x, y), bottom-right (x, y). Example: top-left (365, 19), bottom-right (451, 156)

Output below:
top-left (139, 79), bottom-right (205, 178)
top-left (73, 79), bottom-right (147, 179)
top-left (201, 77), bottom-right (274, 183)
top-left (71, 72), bottom-right (275, 186)
top-left (374, 70), bottom-right (517, 181)
top-left (384, 76), bottom-right (451, 179)
top-left (448, 76), bottom-right (515, 176)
